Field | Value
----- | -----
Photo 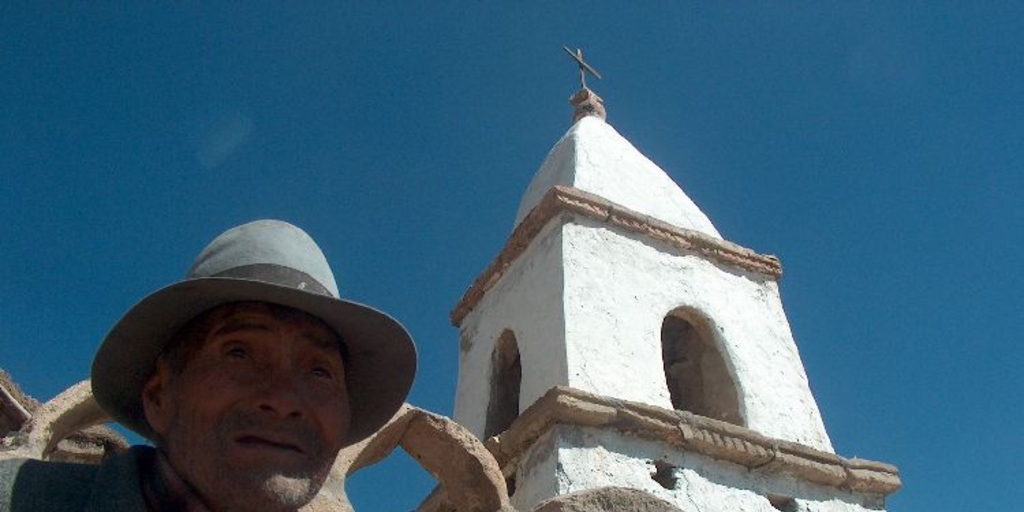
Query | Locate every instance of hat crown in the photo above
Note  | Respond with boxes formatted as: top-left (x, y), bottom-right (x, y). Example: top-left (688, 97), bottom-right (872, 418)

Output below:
top-left (188, 220), bottom-right (340, 297)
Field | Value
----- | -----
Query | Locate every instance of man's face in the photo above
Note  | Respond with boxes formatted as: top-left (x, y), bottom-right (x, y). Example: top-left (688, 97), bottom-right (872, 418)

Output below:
top-left (142, 302), bottom-right (351, 512)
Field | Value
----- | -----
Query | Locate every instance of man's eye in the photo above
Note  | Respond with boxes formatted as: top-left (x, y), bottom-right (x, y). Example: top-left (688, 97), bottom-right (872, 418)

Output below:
top-left (310, 367), bottom-right (333, 379)
top-left (226, 346), bottom-right (249, 359)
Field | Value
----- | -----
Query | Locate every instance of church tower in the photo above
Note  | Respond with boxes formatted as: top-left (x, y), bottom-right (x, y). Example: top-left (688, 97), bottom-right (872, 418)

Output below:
top-left (451, 62), bottom-right (900, 511)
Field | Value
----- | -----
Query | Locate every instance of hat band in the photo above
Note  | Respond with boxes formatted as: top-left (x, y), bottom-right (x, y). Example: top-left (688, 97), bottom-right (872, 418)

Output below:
top-left (209, 263), bottom-right (333, 297)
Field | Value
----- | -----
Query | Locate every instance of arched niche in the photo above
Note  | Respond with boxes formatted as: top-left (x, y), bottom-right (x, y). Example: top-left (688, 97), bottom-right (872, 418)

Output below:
top-left (484, 330), bottom-right (522, 439)
top-left (660, 308), bottom-right (743, 426)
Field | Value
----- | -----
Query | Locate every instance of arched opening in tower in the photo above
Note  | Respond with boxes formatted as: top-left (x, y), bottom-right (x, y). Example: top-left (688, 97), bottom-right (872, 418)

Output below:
top-left (484, 329), bottom-right (522, 439)
top-left (661, 310), bottom-right (743, 426)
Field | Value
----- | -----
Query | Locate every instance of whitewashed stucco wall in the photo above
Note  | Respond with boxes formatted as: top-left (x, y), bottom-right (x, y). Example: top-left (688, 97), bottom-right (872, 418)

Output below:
top-left (562, 217), bottom-right (833, 451)
top-left (455, 214), bottom-right (832, 450)
top-left (453, 222), bottom-right (569, 438)
top-left (513, 426), bottom-right (883, 512)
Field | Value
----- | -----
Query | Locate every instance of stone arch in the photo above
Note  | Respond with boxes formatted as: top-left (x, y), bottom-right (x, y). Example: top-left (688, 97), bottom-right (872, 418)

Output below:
top-left (660, 308), bottom-right (743, 426)
top-left (334, 404), bottom-right (514, 512)
top-left (484, 329), bottom-right (522, 439)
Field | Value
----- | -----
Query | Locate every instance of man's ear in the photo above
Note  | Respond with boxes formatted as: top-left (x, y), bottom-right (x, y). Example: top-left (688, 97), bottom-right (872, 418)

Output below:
top-left (142, 361), bottom-right (174, 439)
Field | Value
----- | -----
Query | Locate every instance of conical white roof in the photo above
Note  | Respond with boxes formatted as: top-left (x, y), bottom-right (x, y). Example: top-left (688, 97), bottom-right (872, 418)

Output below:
top-left (515, 116), bottom-right (721, 238)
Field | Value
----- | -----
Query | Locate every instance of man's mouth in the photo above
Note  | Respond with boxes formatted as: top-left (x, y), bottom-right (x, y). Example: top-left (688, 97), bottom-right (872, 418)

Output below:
top-left (234, 434), bottom-right (305, 454)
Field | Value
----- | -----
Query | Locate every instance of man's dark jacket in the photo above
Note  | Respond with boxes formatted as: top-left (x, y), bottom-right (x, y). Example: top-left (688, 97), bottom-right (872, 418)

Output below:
top-left (0, 446), bottom-right (151, 512)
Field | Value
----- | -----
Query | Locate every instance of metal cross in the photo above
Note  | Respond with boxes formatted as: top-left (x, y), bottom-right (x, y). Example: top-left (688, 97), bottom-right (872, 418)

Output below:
top-left (563, 46), bottom-right (602, 89)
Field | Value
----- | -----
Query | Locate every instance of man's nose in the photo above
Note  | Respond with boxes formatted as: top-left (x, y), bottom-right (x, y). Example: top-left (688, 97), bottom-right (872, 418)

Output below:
top-left (255, 369), bottom-right (305, 419)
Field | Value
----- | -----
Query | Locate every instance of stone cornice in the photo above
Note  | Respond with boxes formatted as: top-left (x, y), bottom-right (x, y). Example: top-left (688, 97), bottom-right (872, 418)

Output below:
top-left (486, 386), bottom-right (901, 497)
top-left (451, 186), bottom-right (783, 327)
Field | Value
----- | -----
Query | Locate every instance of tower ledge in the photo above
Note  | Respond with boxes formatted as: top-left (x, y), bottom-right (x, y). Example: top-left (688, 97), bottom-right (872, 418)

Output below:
top-left (486, 386), bottom-right (901, 497)
top-left (451, 185), bottom-right (781, 326)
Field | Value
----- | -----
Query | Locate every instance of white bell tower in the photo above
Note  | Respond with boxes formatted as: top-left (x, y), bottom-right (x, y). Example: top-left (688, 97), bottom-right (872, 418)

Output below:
top-left (450, 85), bottom-right (900, 512)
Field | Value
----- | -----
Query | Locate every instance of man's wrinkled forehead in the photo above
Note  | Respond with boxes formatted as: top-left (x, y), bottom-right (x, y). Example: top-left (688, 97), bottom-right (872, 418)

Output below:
top-left (205, 302), bottom-right (341, 350)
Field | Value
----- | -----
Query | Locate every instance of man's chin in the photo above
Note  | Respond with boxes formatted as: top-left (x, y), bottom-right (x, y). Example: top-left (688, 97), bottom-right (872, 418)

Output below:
top-left (259, 474), bottom-right (322, 509)
top-left (213, 471), bottom-right (323, 512)
top-left (212, 451), bottom-right (330, 510)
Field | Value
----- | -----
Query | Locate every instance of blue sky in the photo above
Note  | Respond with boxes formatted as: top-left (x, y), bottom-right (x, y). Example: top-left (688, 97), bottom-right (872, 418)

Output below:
top-left (1, 3), bottom-right (1020, 510)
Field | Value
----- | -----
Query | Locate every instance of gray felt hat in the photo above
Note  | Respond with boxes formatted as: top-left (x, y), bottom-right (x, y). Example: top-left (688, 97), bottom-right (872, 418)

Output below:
top-left (91, 219), bottom-right (417, 445)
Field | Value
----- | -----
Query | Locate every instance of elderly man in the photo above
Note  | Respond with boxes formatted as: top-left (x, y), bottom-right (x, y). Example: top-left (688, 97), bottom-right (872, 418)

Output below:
top-left (0, 220), bottom-right (417, 511)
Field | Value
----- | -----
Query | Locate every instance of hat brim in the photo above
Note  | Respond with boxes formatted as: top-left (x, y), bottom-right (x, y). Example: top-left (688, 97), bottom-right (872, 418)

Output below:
top-left (91, 277), bottom-right (417, 446)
